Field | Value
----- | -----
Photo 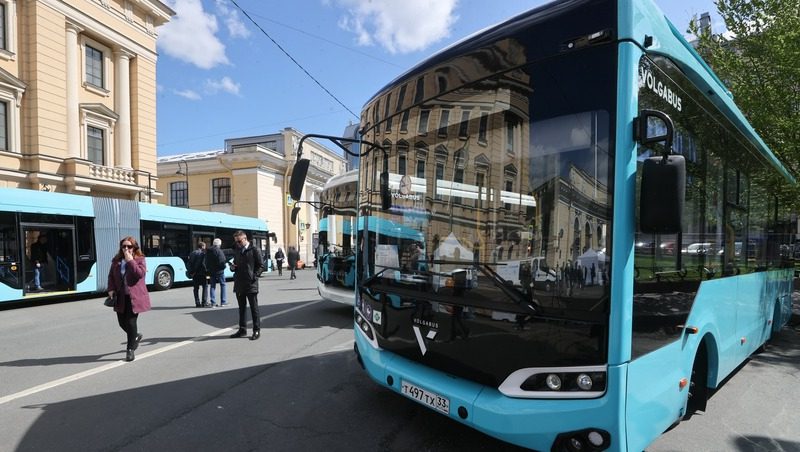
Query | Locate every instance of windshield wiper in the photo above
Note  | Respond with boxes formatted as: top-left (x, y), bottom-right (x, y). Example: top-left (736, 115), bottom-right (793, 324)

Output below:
top-left (477, 263), bottom-right (541, 315)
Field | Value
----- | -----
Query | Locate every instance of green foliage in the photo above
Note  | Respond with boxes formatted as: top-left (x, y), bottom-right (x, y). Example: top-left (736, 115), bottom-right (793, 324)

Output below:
top-left (689, 0), bottom-right (800, 207)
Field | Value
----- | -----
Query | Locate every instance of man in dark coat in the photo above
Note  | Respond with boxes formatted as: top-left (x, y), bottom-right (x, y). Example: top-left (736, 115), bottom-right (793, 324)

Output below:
top-left (229, 230), bottom-right (264, 340)
top-left (287, 246), bottom-right (300, 280)
top-left (187, 242), bottom-right (209, 307)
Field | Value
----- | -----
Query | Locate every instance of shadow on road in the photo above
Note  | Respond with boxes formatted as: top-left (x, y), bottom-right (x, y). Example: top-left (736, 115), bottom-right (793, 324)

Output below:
top-left (14, 351), bottom-right (525, 452)
top-left (733, 436), bottom-right (800, 452)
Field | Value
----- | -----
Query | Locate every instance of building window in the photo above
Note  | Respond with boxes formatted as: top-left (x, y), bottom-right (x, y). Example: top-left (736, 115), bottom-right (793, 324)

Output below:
top-left (504, 179), bottom-right (513, 210)
top-left (384, 93), bottom-right (392, 132)
top-left (414, 76), bottom-right (425, 103)
top-left (458, 111), bottom-right (470, 138)
top-left (398, 154), bottom-right (406, 175)
top-left (416, 159), bottom-right (425, 179)
top-left (435, 163), bottom-right (444, 200)
top-left (87, 126), bottom-right (104, 165)
top-left (418, 110), bottom-right (430, 135)
top-left (0, 100), bottom-right (6, 151)
top-left (437, 75), bottom-right (447, 93)
top-left (400, 111), bottom-right (410, 132)
top-left (396, 84), bottom-right (407, 112)
top-left (437, 109), bottom-right (450, 137)
top-left (0, 4), bottom-right (5, 50)
top-left (212, 178), bottom-right (231, 204)
top-left (475, 172), bottom-right (485, 208)
top-left (85, 45), bottom-right (104, 88)
top-left (478, 113), bottom-right (488, 143)
top-left (170, 181), bottom-right (188, 207)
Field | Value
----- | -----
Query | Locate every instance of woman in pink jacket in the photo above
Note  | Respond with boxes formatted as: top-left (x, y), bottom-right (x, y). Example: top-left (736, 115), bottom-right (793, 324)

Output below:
top-left (108, 236), bottom-right (151, 361)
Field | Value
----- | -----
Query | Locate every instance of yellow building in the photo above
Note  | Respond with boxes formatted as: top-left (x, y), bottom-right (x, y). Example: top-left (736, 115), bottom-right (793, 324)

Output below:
top-left (156, 128), bottom-right (347, 265)
top-left (0, 0), bottom-right (172, 199)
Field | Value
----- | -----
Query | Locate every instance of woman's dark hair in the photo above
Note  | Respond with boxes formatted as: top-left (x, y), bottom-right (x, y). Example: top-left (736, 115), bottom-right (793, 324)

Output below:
top-left (114, 236), bottom-right (145, 262)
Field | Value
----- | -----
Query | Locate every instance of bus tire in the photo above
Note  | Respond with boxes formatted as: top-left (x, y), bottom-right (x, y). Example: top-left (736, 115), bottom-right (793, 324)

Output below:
top-left (685, 344), bottom-right (709, 418)
top-left (154, 266), bottom-right (173, 291)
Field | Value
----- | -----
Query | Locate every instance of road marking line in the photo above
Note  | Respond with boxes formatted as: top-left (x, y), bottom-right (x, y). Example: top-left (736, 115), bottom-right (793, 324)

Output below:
top-left (0, 299), bottom-right (324, 406)
top-left (326, 339), bottom-right (355, 353)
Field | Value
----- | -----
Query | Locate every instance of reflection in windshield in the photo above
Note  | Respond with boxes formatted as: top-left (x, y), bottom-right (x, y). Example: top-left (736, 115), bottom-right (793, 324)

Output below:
top-left (358, 41), bottom-right (614, 321)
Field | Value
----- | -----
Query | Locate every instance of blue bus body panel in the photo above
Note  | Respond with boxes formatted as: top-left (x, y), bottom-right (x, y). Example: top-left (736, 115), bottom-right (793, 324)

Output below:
top-left (0, 188), bottom-right (94, 216)
top-left (139, 203), bottom-right (268, 231)
top-left (145, 257), bottom-right (189, 285)
top-left (620, 0), bottom-right (793, 181)
top-left (356, 331), bottom-right (627, 451)
top-left (77, 263), bottom-right (99, 293)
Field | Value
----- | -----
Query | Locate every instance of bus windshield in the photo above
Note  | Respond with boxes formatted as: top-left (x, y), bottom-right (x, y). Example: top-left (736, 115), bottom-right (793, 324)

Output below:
top-left (357, 29), bottom-right (616, 381)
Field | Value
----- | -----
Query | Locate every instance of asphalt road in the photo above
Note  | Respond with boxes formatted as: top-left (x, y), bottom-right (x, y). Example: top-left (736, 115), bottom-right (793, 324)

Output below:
top-left (0, 270), bottom-right (798, 452)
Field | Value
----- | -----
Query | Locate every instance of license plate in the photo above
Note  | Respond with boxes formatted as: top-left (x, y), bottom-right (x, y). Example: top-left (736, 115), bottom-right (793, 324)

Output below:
top-left (400, 380), bottom-right (450, 415)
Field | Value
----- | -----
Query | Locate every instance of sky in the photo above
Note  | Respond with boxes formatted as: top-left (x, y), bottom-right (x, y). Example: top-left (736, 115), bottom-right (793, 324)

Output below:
top-left (155, 0), bottom-right (725, 157)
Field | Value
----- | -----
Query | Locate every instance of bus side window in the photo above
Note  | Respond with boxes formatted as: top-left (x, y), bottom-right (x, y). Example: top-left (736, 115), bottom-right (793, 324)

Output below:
top-left (76, 217), bottom-right (94, 261)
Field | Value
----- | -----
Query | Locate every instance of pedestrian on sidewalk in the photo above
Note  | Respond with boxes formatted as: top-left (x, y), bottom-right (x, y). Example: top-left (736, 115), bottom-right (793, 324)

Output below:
top-left (205, 238), bottom-right (227, 307)
top-left (274, 247), bottom-right (285, 276)
top-left (108, 236), bottom-right (151, 362)
top-left (287, 246), bottom-right (300, 280)
top-left (229, 230), bottom-right (264, 340)
top-left (188, 241), bottom-right (209, 307)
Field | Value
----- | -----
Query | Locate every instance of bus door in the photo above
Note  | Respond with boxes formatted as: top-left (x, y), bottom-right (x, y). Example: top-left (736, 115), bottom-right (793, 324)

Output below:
top-left (252, 233), bottom-right (269, 273)
top-left (21, 224), bottom-right (77, 294)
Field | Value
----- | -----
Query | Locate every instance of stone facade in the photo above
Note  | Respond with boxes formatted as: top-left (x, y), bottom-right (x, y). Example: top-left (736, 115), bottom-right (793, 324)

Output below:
top-left (0, 0), bottom-right (172, 199)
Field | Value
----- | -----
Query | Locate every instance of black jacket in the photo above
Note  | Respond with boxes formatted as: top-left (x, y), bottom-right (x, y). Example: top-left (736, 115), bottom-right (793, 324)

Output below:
top-left (205, 246), bottom-right (227, 273)
top-left (187, 249), bottom-right (207, 276)
top-left (232, 245), bottom-right (263, 294)
top-left (287, 249), bottom-right (300, 267)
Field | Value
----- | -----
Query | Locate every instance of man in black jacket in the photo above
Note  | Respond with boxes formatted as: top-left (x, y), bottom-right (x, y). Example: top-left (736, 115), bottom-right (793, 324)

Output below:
top-left (205, 238), bottom-right (227, 307)
top-left (187, 241), bottom-right (209, 307)
top-left (287, 246), bottom-right (300, 280)
top-left (229, 230), bottom-right (264, 340)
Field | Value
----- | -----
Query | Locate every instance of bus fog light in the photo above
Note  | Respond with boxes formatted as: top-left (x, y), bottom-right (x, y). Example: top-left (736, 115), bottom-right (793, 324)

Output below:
top-left (587, 431), bottom-right (604, 447)
top-left (545, 374), bottom-right (562, 390)
top-left (576, 373), bottom-right (593, 390)
top-left (568, 437), bottom-right (583, 450)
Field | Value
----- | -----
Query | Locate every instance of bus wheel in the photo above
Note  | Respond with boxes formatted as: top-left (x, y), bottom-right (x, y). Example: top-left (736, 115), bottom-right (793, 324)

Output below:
top-left (685, 345), bottom-right (708, 418)
top-left (154, 266), bottom-right (173, 291)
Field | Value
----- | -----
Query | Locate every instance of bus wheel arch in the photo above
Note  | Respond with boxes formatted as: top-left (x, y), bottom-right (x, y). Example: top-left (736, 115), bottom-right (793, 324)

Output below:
top-left (686, 335), bottom-right (716, 418)
top-left (153, 265), bottom-right (174, 291)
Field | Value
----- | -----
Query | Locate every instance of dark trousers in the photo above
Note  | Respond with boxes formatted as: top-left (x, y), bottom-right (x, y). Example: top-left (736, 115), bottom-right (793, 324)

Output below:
top-left (235, 292), bottom-right (260, 331)
top-left (290, 265), bottom-right (296, 279)
top-left (276, 260), bottom-right (283, 276)
top-left (193, 274), bottom-right (208, 305)
top-left (116, 295), bottom-right (139, 350)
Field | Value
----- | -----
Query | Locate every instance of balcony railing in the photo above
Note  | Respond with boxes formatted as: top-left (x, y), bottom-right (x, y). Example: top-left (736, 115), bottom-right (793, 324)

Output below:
top-left (90, 164), bottom-right (136, 184)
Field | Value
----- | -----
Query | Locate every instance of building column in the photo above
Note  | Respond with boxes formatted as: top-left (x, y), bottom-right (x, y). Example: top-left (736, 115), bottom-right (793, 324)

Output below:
top-left (65, 23), bottom-right (83, 158)
top-left (114, 48), bottom-right (133, 169)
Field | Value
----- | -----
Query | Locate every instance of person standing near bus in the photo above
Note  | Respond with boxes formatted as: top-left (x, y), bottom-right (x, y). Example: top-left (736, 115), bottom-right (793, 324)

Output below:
top-left (108, 236), bottom-right (151, 362)
top-left (274, 247), bottom-right (285, 276)
top-left (229, 230), bottom-right (264, 340)
top-left (205, 238), bottom-right (227, 307)
top-left (188, 241), bottom-right (209, 307)
top-left (287, 246), bottom-right (299, 280)
top-left (29, 233), bottom-right (49, 291)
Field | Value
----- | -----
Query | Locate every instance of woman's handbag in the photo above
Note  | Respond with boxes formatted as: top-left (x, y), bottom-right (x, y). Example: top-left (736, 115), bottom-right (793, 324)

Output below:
top-left (103, 293), bottom-right (117, 307)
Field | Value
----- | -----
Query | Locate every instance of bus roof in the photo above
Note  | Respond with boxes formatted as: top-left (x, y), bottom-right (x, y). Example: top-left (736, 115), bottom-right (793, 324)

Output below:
top-left (139, 203), bottom-right (268, 232)
top-left (0, 188), bottom-right (94, 216)
top-left (622, 0), bottom-right (793, 183)
top-left (323, 169), bottom-right (359, 191)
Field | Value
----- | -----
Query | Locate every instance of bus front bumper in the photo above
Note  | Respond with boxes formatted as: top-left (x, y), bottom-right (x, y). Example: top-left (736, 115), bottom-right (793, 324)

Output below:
top-left (354, 330), bottom-right (625, 451)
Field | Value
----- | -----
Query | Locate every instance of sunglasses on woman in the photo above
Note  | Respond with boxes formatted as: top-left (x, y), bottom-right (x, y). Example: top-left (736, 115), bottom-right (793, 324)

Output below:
top-left (121, 245), bottom-right (134, 249)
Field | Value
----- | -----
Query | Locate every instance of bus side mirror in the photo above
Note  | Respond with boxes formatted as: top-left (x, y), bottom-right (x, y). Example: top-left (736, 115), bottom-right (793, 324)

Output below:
top-left (289, 159), bottom-right (310, 201)
top-left (290, 206), bottom-right (300, 225)
top-left (635, 109), bottom-right (674, 150)
top-left (380, 171), bottom-right (391, 210)
top-left (640, 154), bottom-right (685, 234)
top-left (269, 232), bottom-right (278, 243)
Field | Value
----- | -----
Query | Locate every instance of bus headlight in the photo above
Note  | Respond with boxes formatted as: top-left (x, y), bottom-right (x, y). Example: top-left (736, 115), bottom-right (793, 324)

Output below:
top-left (576, 373), bottom-right (593, 390)
top-left (545, 374), bottom-right (562, 390)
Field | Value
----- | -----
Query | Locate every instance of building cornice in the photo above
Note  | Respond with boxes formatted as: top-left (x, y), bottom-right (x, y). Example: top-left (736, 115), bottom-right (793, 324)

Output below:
top-left (42, 0), bottom-right (165, 63)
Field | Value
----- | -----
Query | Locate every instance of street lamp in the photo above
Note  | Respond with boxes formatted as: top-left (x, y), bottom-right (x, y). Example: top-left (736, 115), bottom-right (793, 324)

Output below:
top-left (175, 159), bottom-right (189, 208)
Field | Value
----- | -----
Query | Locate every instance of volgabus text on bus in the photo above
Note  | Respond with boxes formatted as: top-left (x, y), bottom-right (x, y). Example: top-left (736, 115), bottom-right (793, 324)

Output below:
top-left (638, 65), bottom-right (682, 112)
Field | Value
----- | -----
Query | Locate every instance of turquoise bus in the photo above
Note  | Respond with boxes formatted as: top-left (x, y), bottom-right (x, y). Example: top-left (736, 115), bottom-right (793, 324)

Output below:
top-left (290, 0), bottom-right (796, 449)
top-left (0, 188), bottom-right (272, 304)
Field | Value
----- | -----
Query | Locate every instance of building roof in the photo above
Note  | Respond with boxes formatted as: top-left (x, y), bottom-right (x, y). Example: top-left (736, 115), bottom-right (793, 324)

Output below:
top-left (157, 150), bottom-right (224, 163)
